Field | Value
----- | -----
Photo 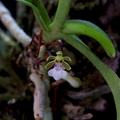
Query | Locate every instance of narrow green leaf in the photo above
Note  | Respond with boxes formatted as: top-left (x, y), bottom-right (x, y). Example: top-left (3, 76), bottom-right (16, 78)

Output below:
top-left (26, 0), bottom-right (51, 26)
top-left (62, 34), bottom-right (120, 120)
top-left (51, 0), bottom-right (72, 29)
top-left (69, 34), bottom-right (89, 48)
top-left (65, 20), bottom-right (108, 37)
top-left (62, 20), bottom-right (116, 57)
top-left (17, 0), bottom-right (50, 31)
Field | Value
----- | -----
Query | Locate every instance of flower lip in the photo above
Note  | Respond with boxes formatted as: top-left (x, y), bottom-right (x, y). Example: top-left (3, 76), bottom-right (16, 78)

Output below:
top-left (48, 63), bottom-right (67, 80)
top-left (54, 64), bottom-right (62, 71)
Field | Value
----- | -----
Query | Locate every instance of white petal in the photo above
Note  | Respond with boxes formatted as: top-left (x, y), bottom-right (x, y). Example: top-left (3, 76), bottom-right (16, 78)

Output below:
top-left (60, 70), bottom-right (67, 79)
top-left (48, 68), bottom-right (67, 81)
top-left (48, 68), bottom-right (54, 77)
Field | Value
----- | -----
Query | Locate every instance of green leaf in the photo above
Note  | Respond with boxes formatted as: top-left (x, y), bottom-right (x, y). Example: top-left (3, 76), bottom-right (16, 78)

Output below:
top-left (62, 20), bottom-right (116, 57)
top-left (50, 0), bottom-right (72, 29)
top-left (62, 33), bottom-right (120, 120)
top-left (17, 0), bottom-right (51, 31)
top-left (69, 34), bottom-right (89, 48)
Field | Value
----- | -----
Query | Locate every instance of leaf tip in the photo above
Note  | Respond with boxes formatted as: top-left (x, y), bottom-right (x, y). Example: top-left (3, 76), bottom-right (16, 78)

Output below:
top-left (107, 49), bottom-right (116, 58)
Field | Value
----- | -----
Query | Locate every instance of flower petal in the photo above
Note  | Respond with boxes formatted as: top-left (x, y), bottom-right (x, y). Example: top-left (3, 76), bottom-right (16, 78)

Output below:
top-left (48, 68), bottom-right (67, 80)
top-left (60, 70), bottom-right (67, 79)
top-left (48, 68), bottom-right (54, 77)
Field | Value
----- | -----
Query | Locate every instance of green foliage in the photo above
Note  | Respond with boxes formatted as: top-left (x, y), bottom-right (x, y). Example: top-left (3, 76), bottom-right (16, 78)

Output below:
top-left (62, 20), bottom-right (115, 57)
top-left (17, 0), bottom-right (120, 120)
top-left (17, 0), bottom-right (51, 31)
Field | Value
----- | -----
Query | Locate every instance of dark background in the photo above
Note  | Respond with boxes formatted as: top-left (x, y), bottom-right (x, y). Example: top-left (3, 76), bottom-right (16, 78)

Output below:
top-left (0, 0), bottom-right (120, 120)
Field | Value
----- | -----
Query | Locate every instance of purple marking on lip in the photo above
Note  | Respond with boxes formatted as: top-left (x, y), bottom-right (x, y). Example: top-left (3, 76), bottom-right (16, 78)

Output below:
top-left (55, 68), bottom-right (61, 71)
top-left (54, 64), bottom-right (57, 67)
top-left (55, 66), bottom-right (62, 71)
top-left (54, 64), bottom-right (62, 71)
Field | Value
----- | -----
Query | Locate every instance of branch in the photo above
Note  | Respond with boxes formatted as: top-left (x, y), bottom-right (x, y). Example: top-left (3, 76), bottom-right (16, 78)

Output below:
top-left (66, 85), bottom-right (111, 100)
top-left (0, 1), bottom-right (31, 46)
top-left (30, 71), bottom-right (45, 120)
top-left (30, 45), bottom-right (53, 120)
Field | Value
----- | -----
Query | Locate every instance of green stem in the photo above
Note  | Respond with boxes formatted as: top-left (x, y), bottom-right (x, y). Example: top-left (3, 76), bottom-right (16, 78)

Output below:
top-left (62, 34), bottom-right (120, 120)
top-left (51, 0), bottom-right (72, 29)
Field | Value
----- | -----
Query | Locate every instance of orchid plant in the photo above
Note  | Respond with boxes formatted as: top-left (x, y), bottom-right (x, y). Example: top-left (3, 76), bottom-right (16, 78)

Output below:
top-left (17, 0), bottom-right (120, 120)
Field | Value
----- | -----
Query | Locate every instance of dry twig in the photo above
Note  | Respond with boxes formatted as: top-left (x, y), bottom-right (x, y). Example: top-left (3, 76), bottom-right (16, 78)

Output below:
top-left (66, 85), bottom-right (111, 100)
